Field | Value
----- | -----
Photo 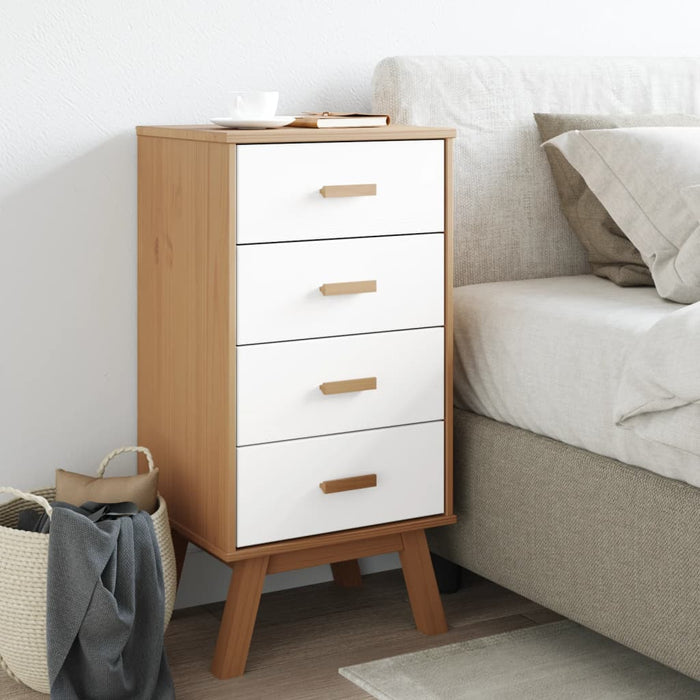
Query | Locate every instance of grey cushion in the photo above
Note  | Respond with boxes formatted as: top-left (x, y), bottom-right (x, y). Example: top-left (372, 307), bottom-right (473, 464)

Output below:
top-left (536, 113), bottom-right (700, 287)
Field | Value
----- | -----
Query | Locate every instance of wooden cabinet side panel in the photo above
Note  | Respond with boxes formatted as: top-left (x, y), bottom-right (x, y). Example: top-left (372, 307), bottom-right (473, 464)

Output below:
top-left (137, 136), bottom-right (236, 553)
top-left (444, 138), bottom-right (454, 516)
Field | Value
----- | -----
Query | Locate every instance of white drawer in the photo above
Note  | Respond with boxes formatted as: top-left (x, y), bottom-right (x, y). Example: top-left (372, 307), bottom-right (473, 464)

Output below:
top-left (236, 233), bottom-right (444, 345)
top-left (236, 421), bottom-right (444, 547)
top-left (236, 140), bottom-right (444, 243)
top-left (236, 328), bottom-right (444, 446)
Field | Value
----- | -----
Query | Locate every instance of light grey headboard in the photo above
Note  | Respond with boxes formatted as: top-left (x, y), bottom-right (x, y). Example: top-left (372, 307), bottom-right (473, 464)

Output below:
top-left (372, 56), bottom-right (700, 287)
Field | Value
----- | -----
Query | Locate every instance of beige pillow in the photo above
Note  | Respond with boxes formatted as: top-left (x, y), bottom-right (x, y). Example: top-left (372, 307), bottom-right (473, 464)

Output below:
top-left (55, 468), bottom-right (159, 514)
top-left (545, 127), bottom-right (700, 304)
top-left (535, 113), bottom-right (700, 287)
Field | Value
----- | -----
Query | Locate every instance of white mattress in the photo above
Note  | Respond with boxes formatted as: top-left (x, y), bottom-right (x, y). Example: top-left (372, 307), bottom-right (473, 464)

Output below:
top-left (453, 275), bottom-right (700, 487)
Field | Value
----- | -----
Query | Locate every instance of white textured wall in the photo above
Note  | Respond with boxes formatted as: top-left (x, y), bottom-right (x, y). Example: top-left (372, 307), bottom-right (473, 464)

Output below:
top-left (1, 0), bottom-right (698, 606)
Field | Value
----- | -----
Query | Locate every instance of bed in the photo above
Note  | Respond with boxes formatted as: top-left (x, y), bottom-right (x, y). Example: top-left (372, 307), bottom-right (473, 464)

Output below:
top-left (373, 56), bottom-right (700, 679)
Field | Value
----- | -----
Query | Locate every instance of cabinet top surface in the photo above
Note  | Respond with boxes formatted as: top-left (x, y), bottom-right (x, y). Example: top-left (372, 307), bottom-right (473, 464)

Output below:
top-left (135, 124), bottom-right (456, 144)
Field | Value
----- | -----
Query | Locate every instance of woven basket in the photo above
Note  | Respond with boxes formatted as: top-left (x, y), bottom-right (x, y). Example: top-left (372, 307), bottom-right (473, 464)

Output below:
top-left (0, 447), bottom-right (177, 694)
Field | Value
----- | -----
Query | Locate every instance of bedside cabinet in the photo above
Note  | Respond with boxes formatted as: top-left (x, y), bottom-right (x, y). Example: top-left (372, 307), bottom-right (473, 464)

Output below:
top-left (136, 124), bottom-right (456, 678)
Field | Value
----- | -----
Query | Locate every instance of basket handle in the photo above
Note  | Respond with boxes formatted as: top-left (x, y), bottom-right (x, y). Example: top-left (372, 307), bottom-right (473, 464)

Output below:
top-left (96, 446), bottom-right (155, 478)
top-left (0, 486), bottom-right (53, 519)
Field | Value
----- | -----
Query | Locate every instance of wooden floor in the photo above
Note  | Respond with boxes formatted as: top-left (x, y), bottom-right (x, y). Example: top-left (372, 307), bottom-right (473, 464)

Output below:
top-left (1, 569), bottom-right (562, 699)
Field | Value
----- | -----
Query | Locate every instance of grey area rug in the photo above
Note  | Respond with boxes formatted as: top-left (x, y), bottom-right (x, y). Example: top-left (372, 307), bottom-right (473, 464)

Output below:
top-left (339, 621), bottom-right (700, 699)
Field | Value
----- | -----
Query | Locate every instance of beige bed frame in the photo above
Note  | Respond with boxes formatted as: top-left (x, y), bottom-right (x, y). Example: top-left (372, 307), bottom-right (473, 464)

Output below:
top-left (373, 55), bottom-right (700, 680)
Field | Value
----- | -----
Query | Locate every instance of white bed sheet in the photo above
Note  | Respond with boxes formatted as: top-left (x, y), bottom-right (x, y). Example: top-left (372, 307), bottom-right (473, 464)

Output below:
top-left (453, 275), bottom-right (700, 487)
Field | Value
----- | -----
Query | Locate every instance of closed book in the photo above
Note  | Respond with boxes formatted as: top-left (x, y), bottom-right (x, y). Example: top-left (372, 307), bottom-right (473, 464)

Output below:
top-left (291, 112), bottom-right (390, 128)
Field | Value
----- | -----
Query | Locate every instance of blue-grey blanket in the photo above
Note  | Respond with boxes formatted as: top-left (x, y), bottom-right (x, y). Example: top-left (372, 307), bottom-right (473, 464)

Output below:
top-left (47, 505), bottom-right (175, 699)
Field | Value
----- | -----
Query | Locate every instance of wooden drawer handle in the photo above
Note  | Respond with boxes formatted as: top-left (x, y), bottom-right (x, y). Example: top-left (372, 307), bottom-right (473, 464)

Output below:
top-left (319, 280), bottom-right (377, 296)
top-left (320, 474), bottom-right (377, 494)
top-left (319, 377), bottom-right (377, 395)
top-left (319, 184), bottom-right (377, 198)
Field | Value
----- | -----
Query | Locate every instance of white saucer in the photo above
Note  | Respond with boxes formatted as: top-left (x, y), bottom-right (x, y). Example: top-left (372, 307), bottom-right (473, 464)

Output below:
top-left (210, 116), bottom-right (295, 129)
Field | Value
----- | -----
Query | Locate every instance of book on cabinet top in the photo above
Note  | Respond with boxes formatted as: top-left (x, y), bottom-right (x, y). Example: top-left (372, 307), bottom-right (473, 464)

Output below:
top-left (291, 112), bottom-right (390, 128)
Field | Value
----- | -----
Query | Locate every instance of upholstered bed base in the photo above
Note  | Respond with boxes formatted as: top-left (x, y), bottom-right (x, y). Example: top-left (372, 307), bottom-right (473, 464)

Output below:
top-left (428, 408), bottom-right (700, 680)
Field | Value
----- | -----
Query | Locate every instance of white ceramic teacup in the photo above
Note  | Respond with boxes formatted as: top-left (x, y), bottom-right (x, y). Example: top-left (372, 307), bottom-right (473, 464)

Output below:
top-left (227, 91), bottom-right (279, 119)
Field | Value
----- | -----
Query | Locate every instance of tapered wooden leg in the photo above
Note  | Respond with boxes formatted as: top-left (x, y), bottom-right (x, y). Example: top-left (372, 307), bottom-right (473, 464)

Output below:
top-left (171, 529), bottom-right (189, 587)
top-left (331, 559), bottom-right (363, 588)
top-left (211, 555), bottom-right (269, 679)
top-left (399, 529), bottom-right (448, 635)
